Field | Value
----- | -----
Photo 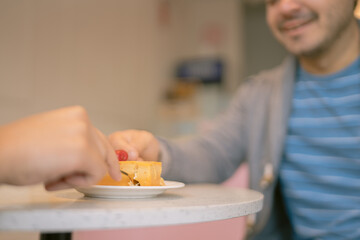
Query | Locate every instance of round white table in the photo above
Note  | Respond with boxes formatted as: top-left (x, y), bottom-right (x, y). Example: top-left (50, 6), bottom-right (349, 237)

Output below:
top-left (0, 184), bottom-right (263, 240)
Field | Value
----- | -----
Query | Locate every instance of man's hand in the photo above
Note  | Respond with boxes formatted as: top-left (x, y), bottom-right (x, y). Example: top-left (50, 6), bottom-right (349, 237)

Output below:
top-left (108, 130), bottom-right (160, 162)
top-left (0, 106), bottom-right (122, 190)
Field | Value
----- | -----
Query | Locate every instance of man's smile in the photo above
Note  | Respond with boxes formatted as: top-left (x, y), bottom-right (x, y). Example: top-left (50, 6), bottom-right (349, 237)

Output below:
top-left (279, 14), bottom-right (317, 38)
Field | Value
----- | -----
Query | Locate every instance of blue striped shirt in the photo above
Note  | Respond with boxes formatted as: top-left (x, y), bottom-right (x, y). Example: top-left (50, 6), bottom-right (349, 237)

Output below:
top-left (280, 57), bottom-right (360, 239)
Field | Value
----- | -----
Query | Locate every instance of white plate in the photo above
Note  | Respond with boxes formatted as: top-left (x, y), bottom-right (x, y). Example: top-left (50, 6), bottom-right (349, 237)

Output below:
top-left (75, 181), bottom-right (185, 199)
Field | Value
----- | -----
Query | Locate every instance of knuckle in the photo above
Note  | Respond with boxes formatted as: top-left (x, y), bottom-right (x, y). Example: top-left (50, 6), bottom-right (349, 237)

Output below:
top-left (108, 131), bottom-right (120, 140)
top-left (69, 105), bottom-right (89, 121)
top-left (141, 130), bottom-right (154, 141)
top-left (108, 131), bottom-right (126, 144)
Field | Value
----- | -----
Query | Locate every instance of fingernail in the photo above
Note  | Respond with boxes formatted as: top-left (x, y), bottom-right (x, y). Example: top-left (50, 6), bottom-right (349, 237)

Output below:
top-left (115, 150), bottom-right (128, 161)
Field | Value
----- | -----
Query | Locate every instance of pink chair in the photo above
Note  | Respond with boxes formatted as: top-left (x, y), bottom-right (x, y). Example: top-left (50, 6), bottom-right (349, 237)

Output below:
top-left (74, 164), bottom-right (249, 240)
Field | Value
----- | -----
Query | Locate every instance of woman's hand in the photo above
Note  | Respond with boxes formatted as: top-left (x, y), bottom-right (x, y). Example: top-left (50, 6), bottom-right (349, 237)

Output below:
top-left (109, 130), bottom-right (160, 162)
top-left (0, 106), bottom-right (122, 190)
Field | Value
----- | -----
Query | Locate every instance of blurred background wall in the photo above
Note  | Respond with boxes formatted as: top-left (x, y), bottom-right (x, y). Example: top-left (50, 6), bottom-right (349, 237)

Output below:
top-left (0, 0), bottom-right (286, 240)
top-left (242, 1), bottom-right (286, 76)
top-left (0, 0), bottom-right (171, 134)
top-left (0, 0), bottom-right (285, 136)
top-left (0, 0), bottom-right (249, 135)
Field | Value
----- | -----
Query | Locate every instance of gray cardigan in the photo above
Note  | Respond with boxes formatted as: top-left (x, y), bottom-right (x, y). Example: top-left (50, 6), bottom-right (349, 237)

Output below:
top-left (159, 56), bottom-right (296, 239)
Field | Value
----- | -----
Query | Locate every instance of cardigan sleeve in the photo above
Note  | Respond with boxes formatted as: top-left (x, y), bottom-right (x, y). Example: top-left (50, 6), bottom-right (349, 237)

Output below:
top-left (157, 82), bottom-right (252, 184)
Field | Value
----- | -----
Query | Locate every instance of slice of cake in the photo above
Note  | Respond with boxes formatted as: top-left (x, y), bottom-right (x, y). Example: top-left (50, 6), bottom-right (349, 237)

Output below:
top-left (97, 161), bottom-right (165, 186)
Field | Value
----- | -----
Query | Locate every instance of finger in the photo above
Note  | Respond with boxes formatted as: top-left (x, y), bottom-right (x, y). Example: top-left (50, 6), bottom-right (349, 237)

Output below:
top-left (125, 131), bottom-right (159, 162)
top-left (44, 179), bottom-right (72, 191)
top-left (108, 131), bottom-right (140, 160)
top-left (64, 173), bottom-right (96, 187)
top-left (81, 148), bottom-right (107, 183)
top-left (44, 173), bottom-right (94, 191)
top-left (116, 150), bottom-right (128, 161)
top-left (82, 124), bottom-right (115, 180)
top-left (96, 129), bottom-right (122, 181)
top-left (109, 130), bottom-right (159, 161)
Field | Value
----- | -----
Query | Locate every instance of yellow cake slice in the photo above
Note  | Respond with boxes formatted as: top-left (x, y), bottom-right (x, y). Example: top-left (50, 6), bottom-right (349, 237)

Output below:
top-left (97, 161), bottom-right (165, 186)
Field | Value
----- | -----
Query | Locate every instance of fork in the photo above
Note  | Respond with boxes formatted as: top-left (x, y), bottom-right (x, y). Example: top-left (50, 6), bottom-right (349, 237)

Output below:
top-left (120, 170), bottom-right (140, 186)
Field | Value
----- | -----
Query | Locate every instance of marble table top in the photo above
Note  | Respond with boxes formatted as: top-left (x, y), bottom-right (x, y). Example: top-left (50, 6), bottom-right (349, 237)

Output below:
top-left (0, 184), bottom-right (263, 233)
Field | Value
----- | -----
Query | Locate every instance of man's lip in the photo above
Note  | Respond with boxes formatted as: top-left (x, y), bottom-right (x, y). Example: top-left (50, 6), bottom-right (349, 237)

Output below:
top-left (279, 17), bottom-right (315, 33)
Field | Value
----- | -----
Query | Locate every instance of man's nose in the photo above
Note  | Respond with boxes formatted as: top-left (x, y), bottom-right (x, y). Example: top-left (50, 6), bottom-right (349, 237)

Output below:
top-left (277, 0), bottom-right (302, 16)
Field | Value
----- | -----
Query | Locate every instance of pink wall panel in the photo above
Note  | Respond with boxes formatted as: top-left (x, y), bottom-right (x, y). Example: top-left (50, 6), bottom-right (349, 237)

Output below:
top-left (74, 218), bottom-right (245, 240)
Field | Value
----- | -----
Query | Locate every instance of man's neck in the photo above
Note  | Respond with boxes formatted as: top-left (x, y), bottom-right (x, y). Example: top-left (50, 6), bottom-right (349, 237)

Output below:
top-left (299, 20), bottom-right (360, 75)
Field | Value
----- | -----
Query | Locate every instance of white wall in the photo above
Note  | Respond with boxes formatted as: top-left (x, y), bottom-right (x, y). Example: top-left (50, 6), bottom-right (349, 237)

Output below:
top-left (0, 0), bottom-right (170, 134)
top-left (0, 0), bottom-right (244, 136)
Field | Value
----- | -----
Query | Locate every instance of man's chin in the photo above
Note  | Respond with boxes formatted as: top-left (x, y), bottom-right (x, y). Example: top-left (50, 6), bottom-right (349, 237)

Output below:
top-left (283, 40), bottom-right (325, 57)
